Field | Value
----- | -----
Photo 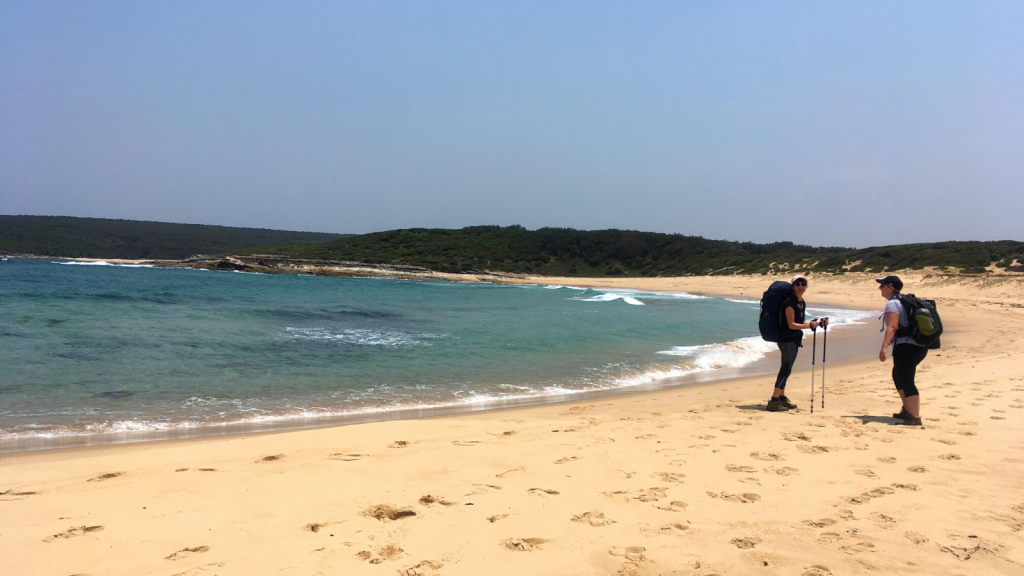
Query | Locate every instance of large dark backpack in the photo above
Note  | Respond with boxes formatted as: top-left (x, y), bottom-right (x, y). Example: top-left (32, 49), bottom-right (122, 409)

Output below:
top-left (895, 294), bottom-right (943, 349)
top-left (759, 281), bottom-right (794, 342)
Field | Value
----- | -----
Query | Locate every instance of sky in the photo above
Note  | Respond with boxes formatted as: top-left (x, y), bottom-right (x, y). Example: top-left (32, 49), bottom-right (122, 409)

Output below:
top-left (1, 1), bottom-right (1021, 248)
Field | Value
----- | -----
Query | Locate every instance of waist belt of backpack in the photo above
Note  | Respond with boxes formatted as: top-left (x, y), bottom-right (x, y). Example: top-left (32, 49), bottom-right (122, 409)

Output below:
top-left (894, 326), bottom-right (911, 339)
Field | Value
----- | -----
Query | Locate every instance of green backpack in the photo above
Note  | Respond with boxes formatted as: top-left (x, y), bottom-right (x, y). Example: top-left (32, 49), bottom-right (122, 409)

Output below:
top-left (895, 294), bottom-right (943, 349)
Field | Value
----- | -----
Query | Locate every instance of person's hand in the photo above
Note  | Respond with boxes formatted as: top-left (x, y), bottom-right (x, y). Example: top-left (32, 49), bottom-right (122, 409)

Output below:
top-left (879, 348), bottom-right (887, 362)
top-left (821, 318), bottom-right (829, 328)
top-left (810, 320), bottom-right (818, 330)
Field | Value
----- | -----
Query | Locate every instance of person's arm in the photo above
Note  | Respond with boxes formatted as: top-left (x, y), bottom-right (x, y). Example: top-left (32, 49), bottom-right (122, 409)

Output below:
top-left (879, 311), bottom-right (899, 362)
top-left (786, 306), bottom-right (819, 331)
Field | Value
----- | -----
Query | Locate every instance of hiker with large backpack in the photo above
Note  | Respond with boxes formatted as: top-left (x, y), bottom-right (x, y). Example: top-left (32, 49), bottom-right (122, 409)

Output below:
top-left (759, 274), bottom-right (828, 412)
top-left (877, 275), bottom-right (942, 427)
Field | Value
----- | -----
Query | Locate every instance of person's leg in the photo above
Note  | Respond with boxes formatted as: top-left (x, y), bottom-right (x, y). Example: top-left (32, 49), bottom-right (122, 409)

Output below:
top-left (893, 344), bottom-right (927, 420)
top-left (769, 342), bottom-right (798, 410)
top-left (773, 342), bottom-right (797, 395)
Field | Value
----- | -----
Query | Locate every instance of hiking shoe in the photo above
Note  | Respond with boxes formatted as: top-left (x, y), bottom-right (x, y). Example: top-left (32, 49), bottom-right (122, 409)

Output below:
top-left (899, 416), bottom-right (923, 426)
top-left (893, 407), bottom-right (912, 420)
top-left (778, 395), bottom-right (798, 409)
top-left (766, 399), bottom-right (790, 412)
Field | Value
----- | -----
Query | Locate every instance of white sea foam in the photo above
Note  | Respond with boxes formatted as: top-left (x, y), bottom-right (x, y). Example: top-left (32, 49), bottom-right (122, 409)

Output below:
top-left (280, 327), bottom-right (446, 347)
top-left (572, 292), bottom-right (646, 305)
top-left (53, 260), bottom-right (155, 268)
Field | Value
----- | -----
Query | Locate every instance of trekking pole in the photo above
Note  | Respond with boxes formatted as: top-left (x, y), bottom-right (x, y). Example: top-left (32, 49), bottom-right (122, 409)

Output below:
top-left (810, 324), bottom-right (817, 414)
top-left (822, 321), bottom-right (827, 410)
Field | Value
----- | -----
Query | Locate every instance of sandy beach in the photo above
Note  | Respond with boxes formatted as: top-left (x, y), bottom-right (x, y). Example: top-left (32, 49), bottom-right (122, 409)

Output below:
top-left (2, 271), bottom-right (1022, 575)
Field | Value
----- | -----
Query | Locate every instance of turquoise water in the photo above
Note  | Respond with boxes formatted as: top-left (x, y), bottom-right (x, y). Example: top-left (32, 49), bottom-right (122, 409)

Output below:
top-left (0, 258), bottom-right (871, 450)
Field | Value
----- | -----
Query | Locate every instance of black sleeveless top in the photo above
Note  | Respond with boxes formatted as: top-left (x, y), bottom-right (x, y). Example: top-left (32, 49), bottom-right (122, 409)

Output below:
top-left (780, 295), bottom-right (806, 345)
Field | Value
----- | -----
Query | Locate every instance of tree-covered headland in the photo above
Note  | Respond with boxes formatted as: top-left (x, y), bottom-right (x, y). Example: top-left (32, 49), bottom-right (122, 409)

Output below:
top-left (240, 225), bottom-right (1024, 276)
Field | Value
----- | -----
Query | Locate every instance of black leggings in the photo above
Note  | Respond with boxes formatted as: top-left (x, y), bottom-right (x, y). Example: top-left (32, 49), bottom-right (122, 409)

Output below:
top-left (893, 343), bottom-right (927, 398)
top-left (775, 341), bottom-right (799, 390)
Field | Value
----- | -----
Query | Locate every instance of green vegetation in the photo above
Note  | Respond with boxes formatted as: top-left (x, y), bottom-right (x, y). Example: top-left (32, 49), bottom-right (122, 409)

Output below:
top-left (5, 216), bottom-right (1020, 275)
top-left (0, 216), bottom-right (349, 260)
top-left (240, 225), bottom-right (1024, 276)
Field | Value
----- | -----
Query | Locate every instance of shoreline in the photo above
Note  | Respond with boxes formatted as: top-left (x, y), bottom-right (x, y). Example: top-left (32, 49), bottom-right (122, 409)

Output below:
top-left (0, 269), bottom-right (880, 455)
top-left (0, 321), bottom-right (880, 455)
top-left (4, 271), bottom-right (1023, 575)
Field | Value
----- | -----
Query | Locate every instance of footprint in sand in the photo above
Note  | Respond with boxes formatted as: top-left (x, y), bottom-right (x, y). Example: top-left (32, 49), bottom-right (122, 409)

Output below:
top-left (527, 487), bottom-right (560, 497)
top-left (44, 525), bottom-right (105, 542)
top-left (451, 440), bottom-right (480, 446)
top-left (390, 441), bottom-right (409, 448)
top-left (487, 514), bottom-right (508, 523)
top-left (399, 560), bottom-right (443, 576)
top-left (176, 468), bottom-right (189, 472)
top-left (854, 469), bottom-right (876, 478)
top-left (877, 456), bottom-right (897, 464)
top-left (655, 500), bottom-right (688, 512)
top-left (641, 523), bottom-right (688, 537)
top-left (328, 453), bottom-right (366, 461)
top-left (87, 472), bottom-right (125, 482)
top-left (802, 564), bottom-right (833, 576)
top-left (726, 465), bottom-right (757, 473)
top-left (707, 491), bottom-right (761, 503)
top-left (731, 537), bottom-right (761, 549)
top-left (836, 509), bottom-right (856, 520)
top-left (802, 518), bottom-right (837, 528)
top-left (304, 522), bottom-right (329, 532)
top-left (750, 451), bottom-right (784, 462)
top-left (464, 484), bottom-right (502, 496)
top-left (766, 466), bottom-right (800, 476)
top-left (633, 487), bottom-right (668, 502)
top-left (651, 472), bottom-right (685, 483)
top-left (908, 466), bottom-right (928, 473)
top-left (496, 467), bottom-right (524, 478)
top-left (783, 432), bottom-right (812, 442)
top-left (870, 512), bottom-right (897, 529)
top-left (165, 546), bottom-right (210, 560)
top-left (938, 454), bottom-right (961, 460)
top-left (554, 456), bottom-right (578, 464)
top-left (0, 489), bottom-right (38, 500)
top-left (905, 532), bottom-right (930, 545)
top-left (357, 545), bottom-right (404, 564)
top-left (609, 545), bottom-right (648, 563)
top-left (363, 505), bottom-right (417, 521)
top-left (502, 538), bottom-right (548, 551)
top-left (817, 532), bottom-right (843, 544)
top-left (257, 454), bottom-right (284, 463)
top-left (892, 483), bottom-right (920, 491)
top-left (419, 494), bottom-right (458, 506)
top-left (797, 445), bottom-right (831, 455)
top-left (838, 541), bottom-right (875, 555)
top-left (572, 511), bottom-right (616, 527)
top-left (932, 438), bottom-right (957, 445)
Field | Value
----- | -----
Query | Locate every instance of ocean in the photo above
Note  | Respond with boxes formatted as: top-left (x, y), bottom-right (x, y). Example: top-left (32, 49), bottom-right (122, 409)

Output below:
top-left (0, 258), bottom-right (874, 451)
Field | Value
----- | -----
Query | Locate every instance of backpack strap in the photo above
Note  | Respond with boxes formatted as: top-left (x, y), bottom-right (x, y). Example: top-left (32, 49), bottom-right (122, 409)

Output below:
top-left (893, 295), bottom-right (913, 339)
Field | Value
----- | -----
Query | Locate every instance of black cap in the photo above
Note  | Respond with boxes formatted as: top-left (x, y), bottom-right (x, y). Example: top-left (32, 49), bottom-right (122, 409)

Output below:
top-left (876, 275), bottom-right (903, 292)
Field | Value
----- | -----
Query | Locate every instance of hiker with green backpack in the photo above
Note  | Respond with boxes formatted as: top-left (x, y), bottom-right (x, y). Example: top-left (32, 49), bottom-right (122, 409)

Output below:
top-left (877, 275), bottom-right (943, 427)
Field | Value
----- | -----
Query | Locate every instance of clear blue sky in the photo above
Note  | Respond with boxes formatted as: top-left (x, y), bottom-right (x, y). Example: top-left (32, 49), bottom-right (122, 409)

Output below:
top-left (2, 1), bottom-right (1021, 247)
